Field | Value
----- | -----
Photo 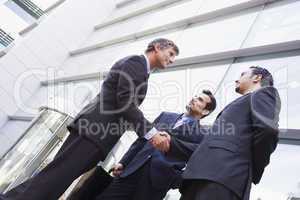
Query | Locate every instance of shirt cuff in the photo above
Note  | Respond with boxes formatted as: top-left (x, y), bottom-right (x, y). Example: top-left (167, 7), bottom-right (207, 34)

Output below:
top-left (144, 127), bottom-right (158, 140)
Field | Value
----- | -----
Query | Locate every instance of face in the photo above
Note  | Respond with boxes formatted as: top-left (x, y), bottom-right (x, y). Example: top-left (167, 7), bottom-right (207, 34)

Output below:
top-left (235, 69), bottom-right (256, 94)
top-left (186, 93), bottom-right (211, 118)
top-left (154, 46), bottom-right (177, 69)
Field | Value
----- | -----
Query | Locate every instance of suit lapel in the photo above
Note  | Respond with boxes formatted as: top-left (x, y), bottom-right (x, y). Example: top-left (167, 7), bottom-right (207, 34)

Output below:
top-left (216, 93), bottom-right (251, 119)
top-left (171, 113), bottom-right (184, 128)
top-left (157, 113), bottom-right (182, 131)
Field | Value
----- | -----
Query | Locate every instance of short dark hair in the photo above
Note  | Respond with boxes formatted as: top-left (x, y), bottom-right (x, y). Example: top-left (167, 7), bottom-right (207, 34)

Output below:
top-left (250, 66), bottom-right (274, 87)
top-left (145, 38), bottom-right (179, 55)
top-left (202, 89), bottom-right (217, 117)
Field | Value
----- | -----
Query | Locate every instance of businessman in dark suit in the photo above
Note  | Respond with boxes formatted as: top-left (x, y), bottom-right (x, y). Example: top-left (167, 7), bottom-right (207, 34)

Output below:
top-left (2, 38), bottom-right (179, 200)
top-left (95, 90), bottom-right (217, 200)
top-left (180, 66), bottom-right (281, 200)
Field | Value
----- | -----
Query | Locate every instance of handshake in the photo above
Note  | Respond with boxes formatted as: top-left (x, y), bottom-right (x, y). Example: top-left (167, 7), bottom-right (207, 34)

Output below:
top-left (149, 131), bottom-right (171, 153)
top-left (110, 131), bottom-right (171, 177)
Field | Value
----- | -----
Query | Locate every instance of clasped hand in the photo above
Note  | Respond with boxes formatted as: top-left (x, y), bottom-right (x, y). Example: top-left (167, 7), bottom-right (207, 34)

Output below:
top-left (149, 131), bottom-right (171, 153)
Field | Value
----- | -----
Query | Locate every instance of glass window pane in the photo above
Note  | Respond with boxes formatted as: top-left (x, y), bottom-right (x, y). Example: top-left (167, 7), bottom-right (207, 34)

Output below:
top-left (251, 144), bottom-right (300, 199)
top-left (243, 0), bottom-right (300, 47)
top-left (215, 52), bottom-right (300, 129)
top-left (0, 43), bottom-right (5, 50)
top-left (141, 62), bottom-right (231, 122)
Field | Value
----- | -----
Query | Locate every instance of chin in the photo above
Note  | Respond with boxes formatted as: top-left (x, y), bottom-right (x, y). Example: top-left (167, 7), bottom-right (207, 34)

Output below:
top-left (160, 64), bottom-right (167, 69)
top-left (185, 105), bottom-right (191, 112)
top-left (235, 87), bottom-right (241, 94)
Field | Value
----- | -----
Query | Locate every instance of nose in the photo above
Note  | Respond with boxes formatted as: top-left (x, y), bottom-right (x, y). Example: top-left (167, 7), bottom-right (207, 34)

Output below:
top-left (169, 57), bottom-right (175, 64)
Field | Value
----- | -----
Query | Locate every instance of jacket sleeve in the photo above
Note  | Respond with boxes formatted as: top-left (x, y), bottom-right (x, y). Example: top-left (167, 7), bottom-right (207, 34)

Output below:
top-left (167, 126), bottom-right (204, 161)
top-left (119, 137), bottom-right (147, 167)
top-left (168, 137), bottom-right (200, 161)
top-left (251, 87), bottom-right (281, 184)
top-left (116, 59), bottom-right (153, 137)
top-left (119, 112), bottom-right (165, 166)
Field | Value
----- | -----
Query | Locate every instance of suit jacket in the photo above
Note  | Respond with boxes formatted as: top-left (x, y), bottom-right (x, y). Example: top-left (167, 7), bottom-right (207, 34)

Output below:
top-left (67, 55), bottom-right (153, 157)
top-left (182, 86), bottom-right (281, 199)
top-left (119, 112), bottom-right (204, 190)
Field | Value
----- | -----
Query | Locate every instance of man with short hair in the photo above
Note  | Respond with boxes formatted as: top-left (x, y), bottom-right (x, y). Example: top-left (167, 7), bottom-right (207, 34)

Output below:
top-left (179, 66), bottom-right (281, 200)
top-left (95, 90), bottom-right (216, 200)
top-left (3, 38), bottom-right (179, 200)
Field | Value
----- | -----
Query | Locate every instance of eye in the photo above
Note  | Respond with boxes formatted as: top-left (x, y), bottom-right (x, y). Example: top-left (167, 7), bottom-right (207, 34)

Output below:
top-left (197, 97), bottom-right (203, 102)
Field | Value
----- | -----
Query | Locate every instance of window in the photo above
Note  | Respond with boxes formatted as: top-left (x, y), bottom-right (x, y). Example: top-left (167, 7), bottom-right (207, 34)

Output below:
top-left (243, 0), bottom-right (300, 48)
top-left (0, 28), bottom-right (14, 48)
top-left (4, 0), bottom-right (37, 24)
top-left (216, 52), bottom-right (300, 129)
top-left (10, 0), bottom-right (44, 19)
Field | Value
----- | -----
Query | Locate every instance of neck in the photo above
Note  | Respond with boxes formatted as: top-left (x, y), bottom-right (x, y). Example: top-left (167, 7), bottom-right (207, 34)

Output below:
top-left (242, 84), bottom-right (262, 95)
top-left (185, 111), bottom-right (201, 120)
top-left (145, 52), bottom-right (156, 70)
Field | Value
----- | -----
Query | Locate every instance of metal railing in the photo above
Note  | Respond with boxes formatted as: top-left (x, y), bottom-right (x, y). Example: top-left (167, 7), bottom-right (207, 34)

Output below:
top-left (0, 107), bottom-right (73, 193)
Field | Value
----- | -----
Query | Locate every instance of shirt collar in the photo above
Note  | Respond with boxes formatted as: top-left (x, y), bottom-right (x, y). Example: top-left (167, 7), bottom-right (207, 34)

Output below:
top-left (143, 53), bottom-right (151, 74)
top-left (182, 113), bottom-right (197, 122)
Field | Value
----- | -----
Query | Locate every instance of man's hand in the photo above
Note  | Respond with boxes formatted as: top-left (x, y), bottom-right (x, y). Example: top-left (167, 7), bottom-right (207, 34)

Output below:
top-left (109, 163), bottom-right (124, 177)
top-left (150, 131), bottom-right (171, 153)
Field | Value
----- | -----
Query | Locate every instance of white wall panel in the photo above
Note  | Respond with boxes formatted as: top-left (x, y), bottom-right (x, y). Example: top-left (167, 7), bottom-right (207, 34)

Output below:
top-left (0, 5), bottom-right (28, 38)
top-left (139, 0), bottom-right (205, 31)
top-left (0, 110), bottom-right (7, 129)
top-left (0, 120), bottom-right (30, 157)
top-left (30, 0), bottom-right (60, 10)
top-left (198, 0), bottom-right (251, 14)
top-left (0, 133), bottom-right (14, 158)
top-left (62, 32), bottom-right (181, 77)
top-left (84, 15), bottom-right (147, 47)
top-left (19, 80), bottom-right (102, 116)
top-left (111, 0), bottom-right (172, 19)
top-left (175, 8), bottom-right (259, 59)
top-left (0, 0), bottom-right (115, 126)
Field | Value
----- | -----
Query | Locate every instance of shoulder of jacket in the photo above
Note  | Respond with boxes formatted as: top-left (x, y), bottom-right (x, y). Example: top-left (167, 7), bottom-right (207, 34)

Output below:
top-left (252, 86), bottom-right (278, 97)
top-left (113, 55), bottom-right (144, 69)
top-left (163, 112), bottom-right (180, 117)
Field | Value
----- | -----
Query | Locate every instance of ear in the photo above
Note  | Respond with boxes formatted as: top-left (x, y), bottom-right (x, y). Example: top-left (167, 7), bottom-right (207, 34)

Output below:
top-left (202, 109), bottom-right (209, 116)
top-left (153, 43), bottom-right (161, 52)
top-left (253, 74), bottom-right (262, 83)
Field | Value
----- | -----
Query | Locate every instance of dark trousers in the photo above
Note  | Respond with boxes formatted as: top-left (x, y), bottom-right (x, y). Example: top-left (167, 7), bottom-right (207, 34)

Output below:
top-left (67, 166), bottom-right (113, 200)
top-left (180, 180), bottom-right (241, 200)
top-left (95, 161), bottom-right (167, 200)
top-left (4, 133), bottom-right (104, 200)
